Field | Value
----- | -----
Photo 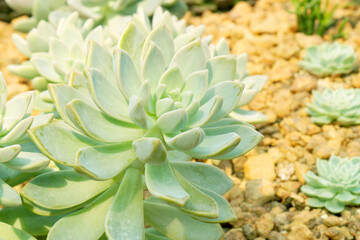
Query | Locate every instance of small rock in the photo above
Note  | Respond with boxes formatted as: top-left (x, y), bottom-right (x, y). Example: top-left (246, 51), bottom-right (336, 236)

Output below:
top-left (294, 162), bottom-right (308, 184)
top-left (245, 179), bottom-right (275, 205)
top-left (324, 226), bottom-right (345, 240)
top-left (269, 231), bottom-right (286, 240)
top-left (255, 213), bottom-right (274, 238)
top-left (242, 223), bottom-right (257, 240)
top-left (323, 215), bottom-right (341, 227)
top-left (224, 228), bottom-right (246, 240)
top-left (231, 208), bottom-right (257, 228)
top-left (287, 221), bottom-right (314, 240)
top-left (290, 74), bottom-right (317, 93)
top-left (313, 139), bottom-right (342, 159)
top-left (244, 154), bottom-right (276, 181)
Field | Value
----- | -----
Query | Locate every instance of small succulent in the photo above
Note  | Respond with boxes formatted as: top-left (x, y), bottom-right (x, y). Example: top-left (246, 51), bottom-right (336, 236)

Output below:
top-left (306, 88), bottom-right (360, 126)
top-left (298, 42), bottom-right (359, 77)
top-left (7, 0), bottom-right (188, 33)
top-left (301, 155), bottom-right (360, 213)
top-left (0, 72), bottom-right (52, 208)
top-left (22, 19), bottom-right (263, 239)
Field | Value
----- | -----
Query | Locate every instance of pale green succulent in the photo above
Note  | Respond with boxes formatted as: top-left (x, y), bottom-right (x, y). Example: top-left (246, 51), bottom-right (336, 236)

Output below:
top-left (298, 42), bottom-right (359, 77)
top-left (0, 72), bottom-right (52, 208)
top-left (306, 88), bottom-right (360, 126)
top-left (8, 0), bottom-right (188, 33)
top-left (8, 12), bottom-right (115, 112)
top-left (21, 19), bottom-right (263, 239)
top-left (301, 155), bottom-right (360, 213)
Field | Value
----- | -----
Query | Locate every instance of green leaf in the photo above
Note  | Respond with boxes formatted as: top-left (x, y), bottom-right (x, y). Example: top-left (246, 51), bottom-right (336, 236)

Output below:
top-left (0, 178), bottom-right (21, 207)
top-left (129, 95), bottom-right (150, 129)
top-left (158, 65), bottom-right (183, 94)
top-left (171, 162), bottom-right (233, 195)
top-left (31, 53), bottom-right (62, 83)
top-left (185, 133), bottom-right (241, 159)
top-left (145, 228), bottom-right (171, 240)
top-left (335, 191), bottom-right (356, 204)
top-left (142, 41), bottom-right (165, 92)
top-left (21, 170), bottom-right (114, 211)
top-left (66, 99), bottom-right (144, 143)
top-left (85, 68), bottom-right (130, 121)
top-left (229, 109), bottom-right (268, 124)
top-left (132, 138), bottom-right (167, 164)
top-left (186, 96), bottom-right (223, 127)
top-left (182, 70), bottom-right (208, 100)
top-left (145, 160), bottom-right (189, 206)
top-left (307, 198), bottom-right (325, 208)
top-left (144, 201), bottom-right (224, 240)
top-left (75, 143), bottom-right (136, 180)
top-left (0, 205), bottom-right (65, 237)
top-left (0, 222), bottom-right (36, 240)
top-left (174, 170), bottom-right (218, 218)
top-left (157, 109), bottom-right (188, 133)
top-left (0, 117), bottom-right (33, 145)
top-left (304, 171), bottom-right (329, 188)
top-left (164, 127), bottom-right (204, 151)
top-left (170, 40), bottom-right (206, 78)
top-left (188, 185), bottom-right (236, 223)
top-left (325, 198), bottom-right (345, 213)
top-left (3, 151), bottom-right (49, 173)
top-left (105, 168), bottom-right (144, 240)
top-left (0, 145), bottom-right (21, 163)
top-left (207, 55), bottom-right (236, 87)
top-left (47, 184), bottom-right (118, 240)
top-left (28, 123), bottom-right (99, 166)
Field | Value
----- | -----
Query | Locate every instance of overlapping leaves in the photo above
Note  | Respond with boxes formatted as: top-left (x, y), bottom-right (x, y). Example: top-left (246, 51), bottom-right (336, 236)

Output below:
top-left (301, 155), bottom-right (360, 213)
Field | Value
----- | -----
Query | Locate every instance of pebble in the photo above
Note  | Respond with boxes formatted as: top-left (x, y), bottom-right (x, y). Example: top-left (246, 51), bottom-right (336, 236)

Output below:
top-left (245, 179), bottom-right (275, 205)
top-left (242, 223), bottom-right (257, 240)
top-left (287, 221), bottom-right (314, 240)
top-left (224, 228), bottom-right (246, 240)
top-left (255, 213), bottom-right (274, 238)
top-left (244, 154), bottom-right (276, 181)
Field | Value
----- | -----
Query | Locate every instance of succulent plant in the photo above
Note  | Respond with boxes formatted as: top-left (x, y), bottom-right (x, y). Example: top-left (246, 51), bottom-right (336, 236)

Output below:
top-left (0, 72), bottom-right (52, 208)
top-left (22, 19), bottom-right (263, 239)
top-left (301, 155), bottom-right (360, 213)
top-left (298, 42), bottom-right (359, 77)
top-left (306, 88), bottom-right (360, 126)
top-left (7, 0), bottom-right (188, 33)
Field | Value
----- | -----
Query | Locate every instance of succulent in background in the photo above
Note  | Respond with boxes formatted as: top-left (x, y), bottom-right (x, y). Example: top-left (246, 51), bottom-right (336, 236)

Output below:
top-left (0, 72), bottom-right (52, 208)
top-left (301, 155), bottom-right (360, 213)
top-left (306, 88), bottom-right (360, 126)
top-left (298, 42), bottom-right (358, 77)
top-left (23, 19), bottom-right (263, 239)
top-left (6, 0), bottom-right (188, 33)
top-left (8, 12), bottom-right (114, 112)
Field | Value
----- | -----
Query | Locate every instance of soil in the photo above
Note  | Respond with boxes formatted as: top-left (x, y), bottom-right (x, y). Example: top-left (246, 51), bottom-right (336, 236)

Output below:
top-left (3, 0), bottom-right (360, 239)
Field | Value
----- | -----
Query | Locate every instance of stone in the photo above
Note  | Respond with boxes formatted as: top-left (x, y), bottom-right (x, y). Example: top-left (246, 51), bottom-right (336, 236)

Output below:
top-left (242, 223), bottom-right (257, 240)
top-left (294, 162), bottom-right (308, 184)
top-left (269, 231), bottom-right (286, 240)
top-left (313, 139), bottom-right (342, 159)
top-left (245, 179), bottom-right (275, 205)
top-left (230, 207), bottom-right (257, 228)
top-left (290, 74), bottom-right (317, 93)
top-left (244, 154), bottom-right (276, 181)
top-left (323, 215), bottom-right (341, 227)
top-left (287, 221), bottom-right (314, 240)
top-left (224, 228), bottom-right (246, 240)
top-left (255, 213), bottom-right (274, 238)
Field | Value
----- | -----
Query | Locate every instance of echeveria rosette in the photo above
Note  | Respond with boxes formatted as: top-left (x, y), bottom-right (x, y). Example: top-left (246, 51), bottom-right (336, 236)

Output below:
top-left (301, 155), bottom-right (360, 213)
top-left (8, 12), bottom-right (114, 112)
top-left (298, 42), bottom-right (359, 77)
top-left (0, 72), bottom-right (52, 208)
top-left (8, 0), bottom-right (188, 33)
top-left (23, 21), bottom-right (263, 240)
top-left (306, 88), bottom-right (360, 126)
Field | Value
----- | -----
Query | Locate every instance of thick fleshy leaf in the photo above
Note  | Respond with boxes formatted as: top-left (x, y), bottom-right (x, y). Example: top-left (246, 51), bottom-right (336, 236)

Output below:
top-left (31, 53), bottom-right (62, 83)
top-left (142, 41), bottom-right (165, 91)
top-left (0, 178), bottom-right (22, 207)
top-left (201, 81), bottom-right (244, 120)
top-left (47, 184), bottom-right (118, 240)
top-left (307, 198), bottom-right (325, 208)
top-left (325, 198), bottom-right (345, 213)
top-left (129, 95), bottom-right (150, 129)
top-left (3, 151), bottom-right (49, 173)
top-left (304, 171), bottom-right (330, 188)
top-left (185, 133), bottom-right (241, 159)
top-left (335, 191), bottom-right (356, 204)
top-left (0, 145), bottom-right (21, 163)
top-left (7, 62), bottom-right (39, 80)
top-left (229, 109), bottom-right (268, 124)
top-left (0, 117), bottom-right (33, 144)
top-left (75, 143), bottom-right (136, 180)
top-left (12, 34), bottom-right (31, 57)
top-left (145, 228), bottom-right (171, 240)
top-left (86, 68), bottom-right (130, 121)
top-left (28, 124), bottom-right (99, 166)
top-left (0, 206), bottom-right (65, 237)
top-left (182, 70), bottom-right (208, 100)
top-left (66, 99), bottom-right (144, 143)
top-left (86, 41), bottom-right (115, 83)
top-left (170, 40), bottom-right (206, 78)
top-left (144, 201), bottom-right (224, 240)
top-left (187, 96), bottom-right (223, 127)
top-left (171, 162), bottom-right (233, 195)
top-left (0, 222), bottom-right (36, 240)
top-left (164, 127), bottom-right (204, 151)
top-left (118, 22), bottom-right (145, 71)
top-left (21, 170), bottom-right (114, 211)
top-left (189, 185), bottom-right (236, 223)
top-left (236, 53), bottom-right (248, 80)
top-left (145, 160), bottom-right (189, 206)
top-left (158, 65), bottom-right (183, 94)
top-left (157, 109), bottom-right (188, 133)
top-left (207, 55), bottom-right (236, 87)
top-left (105, 168), bottom-right (144, 240)
top-left (132, 138), bottom-right (167, 164)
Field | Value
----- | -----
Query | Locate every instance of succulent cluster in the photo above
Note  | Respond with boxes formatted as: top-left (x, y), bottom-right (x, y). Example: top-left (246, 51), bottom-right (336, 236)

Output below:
top-left (6, 0), bottom-right (188, 32)
top-left (15, 18), bottom-right (264, 239)
top-left (301, 155), bottom-right (360, 213)
top-left (306, 88), bottom-right (360, 126)
top-left (298, 42), bottom-right (359, 77)
top-left (0, 73), bottom-right (52, 208)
